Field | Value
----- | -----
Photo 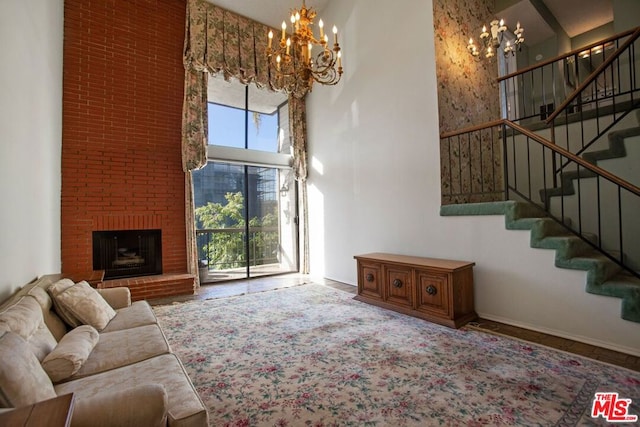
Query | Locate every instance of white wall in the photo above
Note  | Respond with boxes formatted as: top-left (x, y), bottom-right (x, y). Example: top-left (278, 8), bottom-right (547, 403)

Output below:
top-left (306, 0), bottom-right (640, 355)
top-left (0, 0), bottom-right (63, 300)
top-left (613, 0), bottom-right (640, 33)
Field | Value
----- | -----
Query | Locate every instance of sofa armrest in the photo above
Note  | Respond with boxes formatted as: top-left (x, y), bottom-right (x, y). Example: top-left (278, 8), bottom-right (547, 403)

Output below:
top-left (70, 384), bottom-right (167, 427)
top-left (96, 288), bottom-right (131, 310)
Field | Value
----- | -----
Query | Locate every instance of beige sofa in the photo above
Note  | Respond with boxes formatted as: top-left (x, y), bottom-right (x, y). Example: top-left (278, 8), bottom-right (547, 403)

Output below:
top-left (0, 275), bottom-right (208, 427)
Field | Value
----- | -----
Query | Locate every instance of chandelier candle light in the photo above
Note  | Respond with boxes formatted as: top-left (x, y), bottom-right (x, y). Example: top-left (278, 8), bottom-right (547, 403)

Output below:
top-left (267, 0), bottom-right (343, 94)
top-left (467, 19), bottom-right (524, 59)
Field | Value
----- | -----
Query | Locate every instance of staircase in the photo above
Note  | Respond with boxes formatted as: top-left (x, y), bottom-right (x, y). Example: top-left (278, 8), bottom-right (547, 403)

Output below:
top-left (540, 109), bottom-right (640, 206)
top-left (441, 199), bottom-right (640, 323)
top-left (540, 108), bottom-right (640, 277)
top-left (440, 28), bottom-right (640, 324)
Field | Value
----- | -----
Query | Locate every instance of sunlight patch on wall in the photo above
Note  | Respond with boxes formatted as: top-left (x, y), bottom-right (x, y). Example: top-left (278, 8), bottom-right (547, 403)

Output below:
top-left (311, 156), bottom-right (324, 175)
top-left (307, 183), bottom-right (325, 276)
top-left (350, 100), bottom-right (359, 128)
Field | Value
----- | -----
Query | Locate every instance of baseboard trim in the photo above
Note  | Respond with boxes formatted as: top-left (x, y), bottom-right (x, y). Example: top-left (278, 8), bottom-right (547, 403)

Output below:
top-left (476, 312), bottom-right (640, 358)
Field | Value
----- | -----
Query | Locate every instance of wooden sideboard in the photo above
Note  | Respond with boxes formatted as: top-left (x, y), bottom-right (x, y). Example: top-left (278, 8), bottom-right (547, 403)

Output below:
top-left (354, 253), bottom-right (477, 328)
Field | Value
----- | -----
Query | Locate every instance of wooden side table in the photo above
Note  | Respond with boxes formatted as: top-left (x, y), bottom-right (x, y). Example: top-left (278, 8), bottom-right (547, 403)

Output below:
top-left (0, 393), bottom-right (75, 427)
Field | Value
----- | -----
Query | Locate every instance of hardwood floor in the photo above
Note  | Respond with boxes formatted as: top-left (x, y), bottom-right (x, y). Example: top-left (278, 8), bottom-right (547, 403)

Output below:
top-left (149, 273), bottom-right (640, 372)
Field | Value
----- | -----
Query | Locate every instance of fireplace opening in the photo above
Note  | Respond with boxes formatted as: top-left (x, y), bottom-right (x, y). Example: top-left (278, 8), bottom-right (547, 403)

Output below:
top-left (92, 229), bottom-right (162, 279)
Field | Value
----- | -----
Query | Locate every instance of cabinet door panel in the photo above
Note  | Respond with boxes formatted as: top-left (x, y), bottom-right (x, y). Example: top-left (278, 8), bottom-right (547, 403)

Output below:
top-left (385, 266), bottom-right (412, 307)
top-left (358, 261), bottom-right (383, 300)
top-left (415, 270), bottom-right (450, 317)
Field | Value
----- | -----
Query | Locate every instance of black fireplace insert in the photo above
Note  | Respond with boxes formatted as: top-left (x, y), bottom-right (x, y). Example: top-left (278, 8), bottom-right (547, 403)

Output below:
top-left (92, 229), bottom-right (162, 279)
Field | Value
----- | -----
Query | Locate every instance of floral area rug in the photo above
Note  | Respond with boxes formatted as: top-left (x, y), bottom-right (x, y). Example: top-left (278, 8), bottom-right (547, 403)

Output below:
top-left (153, 284), bottom-right (640, 426)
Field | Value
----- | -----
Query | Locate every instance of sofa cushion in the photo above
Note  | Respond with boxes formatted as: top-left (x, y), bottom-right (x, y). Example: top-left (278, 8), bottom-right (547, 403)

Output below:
top-left (54, 354), bottom-right (209, 427)
top-left (42, 325), bottom-right (99, 383)
top-left (52, 281), bottom-right (117, 331)
top-left (68, 324), bottom-right (171, 381)
top-left (96, 287), bottom-right (131, 310)
top-left (27, 285), bottom-right (68, 341)
top-left (29, 322), bottom-right (58, 362)
top-left (0, 331), bottom-right (57, 408)
top-left (70, 384), bottom-right (168, 427)
top-left (0, 295), bottom-right (43, 340)
top-left (48, 278), bottom-right (82, 328)
top-left (0, 295), bottom-right (57, 362)
top-left (101, 300), bottom-right (158, 333)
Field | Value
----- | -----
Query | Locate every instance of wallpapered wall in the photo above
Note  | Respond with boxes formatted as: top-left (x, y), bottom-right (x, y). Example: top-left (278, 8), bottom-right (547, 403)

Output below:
top-left (433, 0), bottom-right (504, 204)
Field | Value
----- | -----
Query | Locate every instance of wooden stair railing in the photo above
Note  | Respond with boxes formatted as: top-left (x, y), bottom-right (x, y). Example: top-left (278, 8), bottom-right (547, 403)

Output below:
top-left (546, 27), bottom-right (640, 124)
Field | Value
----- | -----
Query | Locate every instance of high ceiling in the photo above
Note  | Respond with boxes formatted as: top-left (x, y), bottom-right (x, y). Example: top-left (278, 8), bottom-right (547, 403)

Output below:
top-left (542, 0), bottom-right (613, 38)
top-left (497, 0), bottom-right (613, 46)
top-left (206, 0), bottom-right (614, 49)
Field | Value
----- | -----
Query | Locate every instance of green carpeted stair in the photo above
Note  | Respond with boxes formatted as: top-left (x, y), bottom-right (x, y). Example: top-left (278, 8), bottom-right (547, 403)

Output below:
top-left (539, 109), bottom-right (640, 206)
top-left (440, 200), bottom-right (640, 323)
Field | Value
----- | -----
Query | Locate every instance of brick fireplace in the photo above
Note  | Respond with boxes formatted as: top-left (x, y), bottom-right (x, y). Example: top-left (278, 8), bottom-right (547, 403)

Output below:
top-left (93, 229), bottom-right (163, 280)
top-left (61, 0), bottom-right (194, 300)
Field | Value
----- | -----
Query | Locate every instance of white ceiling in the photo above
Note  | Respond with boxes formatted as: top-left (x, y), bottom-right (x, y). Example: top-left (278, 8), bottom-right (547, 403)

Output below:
top-left (542, 0), bottom-right (613, 38)
top-left (498, 1), bottom-right (555, 47)
top-left (497, 0), bottom-right (613, 46)
top-left (209, 0), bottom-right (614, 48)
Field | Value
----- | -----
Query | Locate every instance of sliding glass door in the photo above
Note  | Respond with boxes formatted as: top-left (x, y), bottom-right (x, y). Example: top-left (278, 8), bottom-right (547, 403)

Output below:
top-left (246, 165), bottom-right (297, 277)
top-left (193, 75), bottom-right (297, 282)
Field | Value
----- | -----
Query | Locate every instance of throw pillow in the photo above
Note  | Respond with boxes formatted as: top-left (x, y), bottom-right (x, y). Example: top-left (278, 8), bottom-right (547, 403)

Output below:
top-left (42, 325), bottom-right (99, 383)
top-left (48, 279), bottom-right (82, 328)
top-left (53, 281), bottom-right (117, 331)
top-left (0, 331), bottom-right (57, 408)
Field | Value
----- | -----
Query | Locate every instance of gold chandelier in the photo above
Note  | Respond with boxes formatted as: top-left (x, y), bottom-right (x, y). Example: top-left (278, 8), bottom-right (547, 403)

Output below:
top-left (267, 0), bottom-right (343, 94)
top-left (467, 19), bottom-right (524, 59)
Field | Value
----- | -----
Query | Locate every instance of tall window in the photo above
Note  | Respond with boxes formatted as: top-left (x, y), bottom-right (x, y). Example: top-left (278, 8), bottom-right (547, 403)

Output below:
top-left (193, 74), bottom-right (297, 282)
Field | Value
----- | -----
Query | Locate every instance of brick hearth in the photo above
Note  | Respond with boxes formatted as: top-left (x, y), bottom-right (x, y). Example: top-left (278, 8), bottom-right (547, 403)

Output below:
top-left (61, 0), bottom-right (193, 299)
top-left (100, 273), bottom-right (195, 302)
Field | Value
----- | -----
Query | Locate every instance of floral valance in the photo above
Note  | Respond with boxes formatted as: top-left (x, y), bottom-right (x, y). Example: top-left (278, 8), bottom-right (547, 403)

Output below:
top-left (181, 0), bottom-right (309, 172)
top-left (184, 0), bottom-right (313, 95)
top-left (184, 0), bottom-right (275, 88)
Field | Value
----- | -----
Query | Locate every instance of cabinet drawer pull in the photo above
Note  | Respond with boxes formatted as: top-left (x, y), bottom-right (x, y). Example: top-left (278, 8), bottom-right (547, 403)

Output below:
top-left (392, 279), bottom-right (403, 288)
top-left (366, 273), bottom-right (374, 282)
top-left (426, 285), bottom-right (437, 295)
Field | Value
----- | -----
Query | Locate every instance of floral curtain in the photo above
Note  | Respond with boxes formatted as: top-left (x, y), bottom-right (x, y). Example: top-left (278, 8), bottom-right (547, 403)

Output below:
top-left (181, 0), bottom-right (311, 277)
top-left (184, 173), bottom-right (199, 286)
top-left (289, 96), bottom-right (309, 273)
